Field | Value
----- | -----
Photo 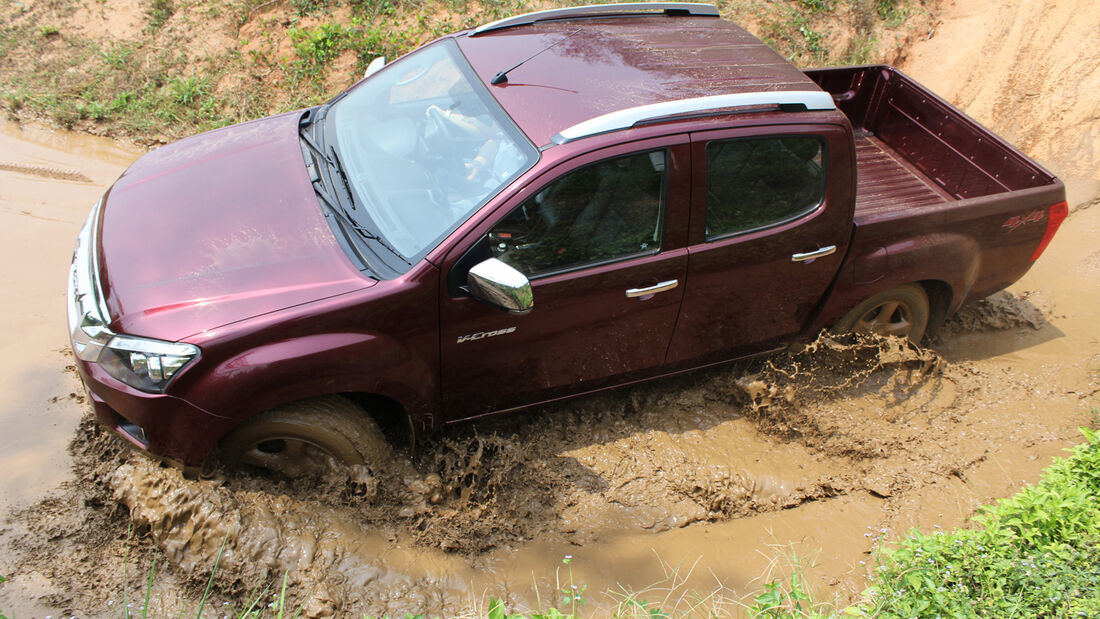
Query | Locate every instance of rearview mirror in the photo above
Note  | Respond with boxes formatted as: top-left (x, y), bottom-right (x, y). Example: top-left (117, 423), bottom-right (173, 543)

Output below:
top-left (364, 56), bottom-right (386, 78)
top-left (467, 258), bottom-right (533, 315)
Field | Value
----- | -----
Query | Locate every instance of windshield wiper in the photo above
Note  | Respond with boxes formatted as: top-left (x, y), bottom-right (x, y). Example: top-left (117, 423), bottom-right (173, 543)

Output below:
top-left (299, 117), bottom-right (411, 266)
top-left (327, 146), bottom-right (359, 210)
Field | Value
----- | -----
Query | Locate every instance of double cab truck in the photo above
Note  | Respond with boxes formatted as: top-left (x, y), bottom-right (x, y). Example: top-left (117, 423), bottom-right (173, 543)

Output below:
top-left (67, 3), bottom-right (1067, 477)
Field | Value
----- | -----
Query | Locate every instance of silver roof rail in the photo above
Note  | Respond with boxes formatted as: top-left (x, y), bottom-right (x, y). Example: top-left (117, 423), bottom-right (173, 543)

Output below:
top-left (550, 91), bottom-right (837, 144)
top-left (471, 2), bottom-right (720, 36)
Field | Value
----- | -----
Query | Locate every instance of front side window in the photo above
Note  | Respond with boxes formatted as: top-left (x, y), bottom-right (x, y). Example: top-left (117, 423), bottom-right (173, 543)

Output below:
top-left (330, 39), bottom-right (538, 262)
top-left (705, 136), bottom-right (826, 239)
top-left (489, 150), bottom-right (667, 277)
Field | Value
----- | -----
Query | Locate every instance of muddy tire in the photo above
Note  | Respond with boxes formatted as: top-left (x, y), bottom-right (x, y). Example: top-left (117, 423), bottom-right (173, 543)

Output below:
top-left (834, 284), bottom-right (930, 343)
top-left (221, 396), bottom-right (392, 478)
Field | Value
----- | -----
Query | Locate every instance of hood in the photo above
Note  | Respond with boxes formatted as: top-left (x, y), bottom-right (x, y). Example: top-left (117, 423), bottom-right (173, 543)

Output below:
top-left (98, 112), bottom-right (373, 342)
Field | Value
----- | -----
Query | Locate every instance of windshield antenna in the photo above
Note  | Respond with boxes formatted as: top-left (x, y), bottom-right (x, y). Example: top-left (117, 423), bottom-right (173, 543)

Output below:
top-left (491, 28), bottom-right (582, 85)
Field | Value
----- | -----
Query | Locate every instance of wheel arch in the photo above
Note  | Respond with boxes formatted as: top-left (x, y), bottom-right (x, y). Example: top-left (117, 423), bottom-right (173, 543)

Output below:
top-left (918, 279), bottom-right (954, 337)
top-left (178, 330), bottom-right (437, 458)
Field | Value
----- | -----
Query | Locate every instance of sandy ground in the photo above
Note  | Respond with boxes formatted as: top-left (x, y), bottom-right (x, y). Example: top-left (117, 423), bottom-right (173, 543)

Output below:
top-left (1, 0), bottom-right (1099, 616)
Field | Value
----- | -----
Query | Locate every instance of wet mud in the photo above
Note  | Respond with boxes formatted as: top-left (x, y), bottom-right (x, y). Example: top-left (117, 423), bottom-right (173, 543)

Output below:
top-left (7, 305), bottom-right (1098, 617)
top-left (3, 0), bottom-right (1100, 614)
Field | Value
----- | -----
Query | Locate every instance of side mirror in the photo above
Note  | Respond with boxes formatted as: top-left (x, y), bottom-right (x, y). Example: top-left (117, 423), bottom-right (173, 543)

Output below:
top-left (364, 56), bottom-right (386, 79)
top-left (467, 258), bottom-right (533, 315)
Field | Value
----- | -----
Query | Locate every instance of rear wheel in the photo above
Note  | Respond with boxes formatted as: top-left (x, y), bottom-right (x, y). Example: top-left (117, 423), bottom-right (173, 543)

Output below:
top-left (221, 396), bottom-right (392, 478)
top-left (834, 284), bottom-right (930, 343)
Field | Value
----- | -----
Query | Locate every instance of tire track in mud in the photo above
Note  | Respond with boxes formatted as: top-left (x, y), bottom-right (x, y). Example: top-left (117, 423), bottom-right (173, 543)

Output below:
top-left (4, 290), bottom-right (1085, 617)
top-left (0, 161), bottom-right (93, 183)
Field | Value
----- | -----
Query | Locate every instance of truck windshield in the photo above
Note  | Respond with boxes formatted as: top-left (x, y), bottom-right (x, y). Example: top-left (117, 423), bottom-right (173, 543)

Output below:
top-left (329, 39), bottom-right (537, 262)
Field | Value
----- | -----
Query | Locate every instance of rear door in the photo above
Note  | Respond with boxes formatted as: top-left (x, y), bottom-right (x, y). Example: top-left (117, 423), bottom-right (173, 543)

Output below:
top-left (666, 124), bottom-right (854, 366)
top-left (439, 136), bottom-right (691, 420)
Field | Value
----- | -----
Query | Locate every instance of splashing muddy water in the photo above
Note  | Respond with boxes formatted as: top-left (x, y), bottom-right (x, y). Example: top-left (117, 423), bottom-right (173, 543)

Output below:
top-left (3, 1), bottom-right (1100, 609)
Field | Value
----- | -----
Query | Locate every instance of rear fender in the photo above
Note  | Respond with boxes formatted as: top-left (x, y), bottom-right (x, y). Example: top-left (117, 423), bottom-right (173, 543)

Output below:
top-left (807, 232), bottom-right (979, 334)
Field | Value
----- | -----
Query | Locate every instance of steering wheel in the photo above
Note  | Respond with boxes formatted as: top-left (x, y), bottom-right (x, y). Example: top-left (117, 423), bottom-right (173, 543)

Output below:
top-left (426, 106), bottom-right (459, 155)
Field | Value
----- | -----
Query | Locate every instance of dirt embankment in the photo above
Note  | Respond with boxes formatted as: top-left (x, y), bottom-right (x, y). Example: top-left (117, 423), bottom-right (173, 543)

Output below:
top-left (900, 0), bottom-right (1100, 209)
top-left (1, 0), bottom-right (1099, 617)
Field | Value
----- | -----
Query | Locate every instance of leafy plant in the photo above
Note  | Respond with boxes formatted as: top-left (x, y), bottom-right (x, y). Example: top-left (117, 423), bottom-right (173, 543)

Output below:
top-left (101, 42), bottom-right (137, 68)
top-left (857, 428), bottom-right (1100, 617)
top-left (797, 0), bottom-right (833, 13)
top-left (749, 573), bottom-right (812, 618)
top-left (168, 74), bottom-right (206, 105)
top-left (146, 0), bottom-right (173, 30)
top-left (291, 0), bottom-right (328, 16)
top-left (290, 22), bottom-right (349, 66)
top-left (874, 0), bottom-right (907, 28)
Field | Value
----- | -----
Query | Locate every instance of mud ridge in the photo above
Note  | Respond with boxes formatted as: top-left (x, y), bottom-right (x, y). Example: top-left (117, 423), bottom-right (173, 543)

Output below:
top-left (0, 161), bottom-right (93, 182)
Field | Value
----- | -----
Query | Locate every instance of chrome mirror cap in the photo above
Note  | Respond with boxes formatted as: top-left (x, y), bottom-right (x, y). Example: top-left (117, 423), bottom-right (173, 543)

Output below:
top-left (467, 258), bottom-right (533, 315)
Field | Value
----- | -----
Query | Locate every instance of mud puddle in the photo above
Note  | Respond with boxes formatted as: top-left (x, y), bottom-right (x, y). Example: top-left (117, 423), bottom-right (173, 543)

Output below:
top-left (4, 0), bottom-right (1100, 610)
top-left (0, 120), bottom-right (140, 512)
top-left (4, 166), bottom-right (1100, 618)
top-left (7, 293), bottom-right (1096, 617)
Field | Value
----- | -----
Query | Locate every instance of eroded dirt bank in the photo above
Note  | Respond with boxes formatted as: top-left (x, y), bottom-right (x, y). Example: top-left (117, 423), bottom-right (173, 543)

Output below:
top-left (2, 0), bottom-right (1100, 616)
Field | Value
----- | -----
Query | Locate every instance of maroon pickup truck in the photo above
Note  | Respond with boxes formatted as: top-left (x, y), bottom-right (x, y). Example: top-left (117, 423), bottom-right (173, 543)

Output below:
top-left (67, 3), bottom-right (1066, 477)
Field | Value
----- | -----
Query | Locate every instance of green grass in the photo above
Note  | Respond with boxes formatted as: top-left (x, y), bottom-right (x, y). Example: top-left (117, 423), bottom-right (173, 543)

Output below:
top-left (0, 0), bottom-right (928, 142)
top-left (853, 426), bottom-right (1100, 618)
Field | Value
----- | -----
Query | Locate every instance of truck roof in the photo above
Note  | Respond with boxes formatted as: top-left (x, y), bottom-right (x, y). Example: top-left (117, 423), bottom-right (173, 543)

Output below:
top-left (455, 10), bottom-right (825, 147)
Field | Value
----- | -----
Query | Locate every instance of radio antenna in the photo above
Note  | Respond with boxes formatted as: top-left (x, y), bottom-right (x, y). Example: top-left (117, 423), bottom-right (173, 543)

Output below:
top-left (491, 28), bottom-right (582, 85)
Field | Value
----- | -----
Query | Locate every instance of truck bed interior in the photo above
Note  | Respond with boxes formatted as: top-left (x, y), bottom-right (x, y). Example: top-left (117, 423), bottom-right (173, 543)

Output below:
top-left (806, 66), bottom-right (1058, 218)
top-left (852, 134), bottom-right (952, 216)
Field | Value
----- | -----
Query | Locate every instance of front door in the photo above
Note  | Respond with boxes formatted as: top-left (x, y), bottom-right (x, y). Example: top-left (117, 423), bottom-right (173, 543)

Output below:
top-left (666, 124), bottom-right (853, 366)
top-left (439, 138), bottom-right (690, 421)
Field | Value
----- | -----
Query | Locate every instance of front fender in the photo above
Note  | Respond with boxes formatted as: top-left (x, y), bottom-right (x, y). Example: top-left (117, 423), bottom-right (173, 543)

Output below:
top-left (178, 330), bottom-right (437, 433)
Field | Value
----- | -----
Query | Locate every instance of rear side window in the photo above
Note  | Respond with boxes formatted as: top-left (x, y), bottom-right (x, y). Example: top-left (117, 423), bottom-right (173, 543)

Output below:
top-left (705, 136), bottom-right (826, 239)
top-left (489, 150), bottom-right (667, 277)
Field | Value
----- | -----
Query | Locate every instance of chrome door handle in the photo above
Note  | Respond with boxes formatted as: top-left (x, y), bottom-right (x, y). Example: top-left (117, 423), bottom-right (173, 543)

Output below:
top-left (791, 245), bottom-right (837, 262)
top-left (625, 279), bottom-right (679, 298)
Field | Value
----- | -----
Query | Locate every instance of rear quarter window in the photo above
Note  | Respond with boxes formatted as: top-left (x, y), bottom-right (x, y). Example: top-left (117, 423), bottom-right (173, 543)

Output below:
top-left (705, 136), bottom-right (826, 239)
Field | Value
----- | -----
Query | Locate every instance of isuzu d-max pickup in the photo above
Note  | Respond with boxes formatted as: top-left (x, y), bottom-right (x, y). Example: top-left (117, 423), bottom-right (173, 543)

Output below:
top-left (67, 3), bottom-right (1067, 477)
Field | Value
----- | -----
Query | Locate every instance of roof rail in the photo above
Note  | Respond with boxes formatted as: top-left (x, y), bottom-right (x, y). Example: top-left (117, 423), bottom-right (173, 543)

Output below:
top-left (549, 91), bottom-right (837, 144)
top-left (471, 2), bottom-right (720, 36)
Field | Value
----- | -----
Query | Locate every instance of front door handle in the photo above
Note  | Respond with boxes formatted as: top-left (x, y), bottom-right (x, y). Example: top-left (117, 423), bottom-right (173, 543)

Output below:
top-left (625, 279), bottom-right (679, 298)
top-left (791, 245), bottom-right (837, 262)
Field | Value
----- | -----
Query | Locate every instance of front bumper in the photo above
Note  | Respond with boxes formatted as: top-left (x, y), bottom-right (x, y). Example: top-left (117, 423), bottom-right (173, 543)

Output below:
top-left (72, 356), bottom-right (232, 469)
top-left (66, 198), bottom-right (231, 469)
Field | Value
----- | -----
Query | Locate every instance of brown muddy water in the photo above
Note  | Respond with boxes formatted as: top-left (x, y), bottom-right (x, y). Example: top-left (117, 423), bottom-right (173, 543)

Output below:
top-left (2, 16), bottom-right (1100, 611)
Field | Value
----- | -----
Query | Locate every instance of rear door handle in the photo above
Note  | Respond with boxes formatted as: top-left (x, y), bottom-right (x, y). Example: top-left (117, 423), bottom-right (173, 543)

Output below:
top-left (625, 279), bottom-right (679, 298)
top-left (791, 245), bottom-right (837, 262)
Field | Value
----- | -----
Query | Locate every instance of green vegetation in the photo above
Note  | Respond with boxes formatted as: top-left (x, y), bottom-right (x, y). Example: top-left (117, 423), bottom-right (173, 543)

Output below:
top-left (738, 425), bottom-right (1100, 618)
top-left (0, 0), bottom-right (922, 144)
top-left (857, 427), bottom-right (1100, 618)
top-left (146, 0), bottom-right (175, 31)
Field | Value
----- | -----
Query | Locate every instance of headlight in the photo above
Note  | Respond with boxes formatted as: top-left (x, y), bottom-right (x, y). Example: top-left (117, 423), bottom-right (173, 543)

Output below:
top-left (97, 334), bottom-right (200, 393)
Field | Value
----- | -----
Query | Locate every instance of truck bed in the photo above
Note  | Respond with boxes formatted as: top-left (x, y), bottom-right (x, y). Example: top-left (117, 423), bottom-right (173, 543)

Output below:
top-left (853, 134), bottom-right (951, 216)
top-left (806, 66), bottom-right (1058, 222)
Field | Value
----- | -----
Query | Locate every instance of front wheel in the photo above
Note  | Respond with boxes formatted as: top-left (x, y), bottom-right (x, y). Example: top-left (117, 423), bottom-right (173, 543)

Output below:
top-left (221, 396), bottom-right (392, 478)
top-left (833, 283), bottom-right (930, 344)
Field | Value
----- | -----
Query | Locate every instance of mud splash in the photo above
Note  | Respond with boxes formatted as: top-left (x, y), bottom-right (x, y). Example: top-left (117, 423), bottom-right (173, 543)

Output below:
top-left (5, 0), bottom-right (1100, 611)
top-left (5, 332), bottom-right (972, 616)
